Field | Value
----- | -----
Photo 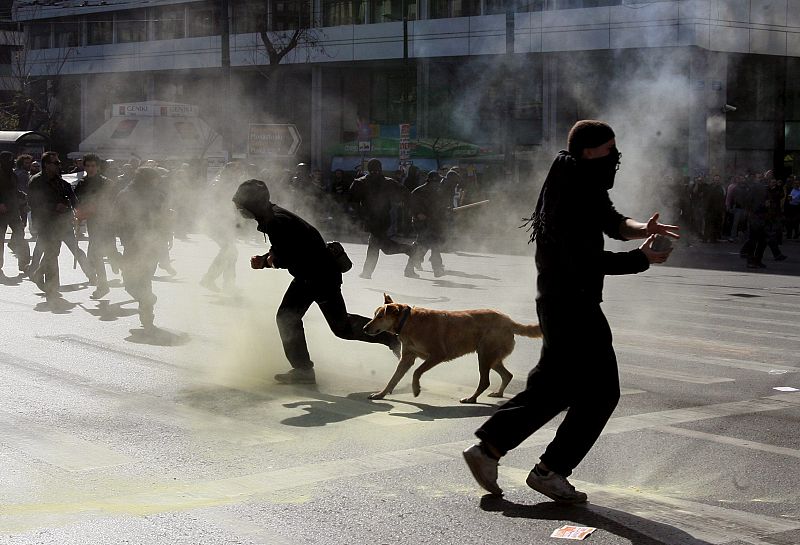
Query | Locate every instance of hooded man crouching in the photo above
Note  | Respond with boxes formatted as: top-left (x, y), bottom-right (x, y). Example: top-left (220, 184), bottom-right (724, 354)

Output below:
top-left (232, 179), bottom-right (400, 385)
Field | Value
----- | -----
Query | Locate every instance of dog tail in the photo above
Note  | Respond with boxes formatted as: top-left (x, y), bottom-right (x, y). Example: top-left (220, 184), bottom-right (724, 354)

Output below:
top-left (512, 321), bottom-right (542, 338)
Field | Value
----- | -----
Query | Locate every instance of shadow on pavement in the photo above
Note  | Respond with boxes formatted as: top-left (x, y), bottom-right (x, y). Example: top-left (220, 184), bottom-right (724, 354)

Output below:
top-left (385, 398), bottom-right (497, 420)
top-left (427, 278), bottom-right (481, 290)
top-left (441, 269), bottom-right (500, 281)
top-left (34, 294), bottom-right (78, 314)
top-left (480, 496), bottom-right (712, 545)
top-left (78, 299), bottom-right (139, 321)
top-left (0, 272), bottom-right (23, 286)
top-left (281, 391), bottom-right (394, 427)
top-left (59, 282), bottom-right (88, 293)
top-left (126, 326), bottom-right (190, 346)
top-left (453, 252), bottom-right (494, 259)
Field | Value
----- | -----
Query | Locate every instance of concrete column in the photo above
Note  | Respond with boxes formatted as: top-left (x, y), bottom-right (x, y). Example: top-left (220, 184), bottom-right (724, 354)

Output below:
top-left (541, 54), bottom-right (558, 155)
top-left (416, 58), bottom-right (429, 137)
top-left (80, 76), bottom-right (89, 141)
top-left (687, 48), bottom-right (727, 176)
top-left (311, 65), bottom-right (323, 169)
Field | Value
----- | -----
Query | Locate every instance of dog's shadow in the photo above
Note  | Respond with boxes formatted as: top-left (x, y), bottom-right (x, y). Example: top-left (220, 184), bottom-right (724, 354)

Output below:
top-left (281, 391), bottom-right (395, 427)
top-left (480, 496), bottom-right (713, 545)
top-left (384, 397), bottom-right (498, 420)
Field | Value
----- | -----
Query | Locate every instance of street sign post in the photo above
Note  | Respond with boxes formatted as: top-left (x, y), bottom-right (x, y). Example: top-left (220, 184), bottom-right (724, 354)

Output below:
top-left (248, 124), bottom-right (302, 156)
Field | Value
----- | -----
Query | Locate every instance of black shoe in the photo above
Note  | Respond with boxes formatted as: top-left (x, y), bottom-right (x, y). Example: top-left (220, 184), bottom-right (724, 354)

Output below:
top-left (274, 368), bottom-right (316, 384)
top-left (359, 272), bottom-right (371, 280)
top-left (91, 285), bottom-right (110, 299)
top-left (433, 268), bottom-right (445, 278)
top-left (404, 268), bottom-right (420, 279)
top-left (775, 254), bottom-right (787, 261)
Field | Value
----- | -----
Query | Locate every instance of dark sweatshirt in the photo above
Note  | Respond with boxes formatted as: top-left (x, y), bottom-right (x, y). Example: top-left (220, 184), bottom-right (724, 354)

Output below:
top-left (534, 152), bottom-right (649, 303)
top-left (257, 204), bottom-right (341, 286)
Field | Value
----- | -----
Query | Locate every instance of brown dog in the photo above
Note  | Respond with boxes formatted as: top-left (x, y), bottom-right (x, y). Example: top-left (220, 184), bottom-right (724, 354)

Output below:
top-left (363, 294), bottom-right (542, 403)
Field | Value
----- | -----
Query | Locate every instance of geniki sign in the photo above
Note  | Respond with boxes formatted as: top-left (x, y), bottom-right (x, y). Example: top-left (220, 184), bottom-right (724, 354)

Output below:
top-left (114, 102), bottom-right (198, 117)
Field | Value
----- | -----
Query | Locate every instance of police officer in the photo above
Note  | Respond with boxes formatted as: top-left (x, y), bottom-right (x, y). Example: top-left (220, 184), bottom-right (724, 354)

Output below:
top-left (0, 151), bottom-right (31, 275)
top-left (232, 179), bottom-right (400, 385)
top-left (349, 159), bottom-right (416, 279)
top-left (74, 153), bottom-right (121, 299)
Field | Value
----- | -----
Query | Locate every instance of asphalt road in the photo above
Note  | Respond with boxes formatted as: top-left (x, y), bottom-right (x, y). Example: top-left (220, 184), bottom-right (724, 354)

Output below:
top-left (0, 234), bottom-right (798, 545)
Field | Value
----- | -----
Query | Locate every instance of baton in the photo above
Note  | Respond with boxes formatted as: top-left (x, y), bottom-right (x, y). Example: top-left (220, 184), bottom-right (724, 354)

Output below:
top-left (452, 199), bottom-right (490, 212)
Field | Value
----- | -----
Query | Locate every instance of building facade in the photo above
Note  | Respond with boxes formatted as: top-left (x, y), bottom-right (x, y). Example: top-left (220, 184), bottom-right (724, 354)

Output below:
top-left (11, 0), bottom-right (800, 183)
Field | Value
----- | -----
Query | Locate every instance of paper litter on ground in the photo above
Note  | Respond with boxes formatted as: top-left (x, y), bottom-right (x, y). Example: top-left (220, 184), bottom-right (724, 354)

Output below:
top-left (550, 525), bottom-right (597, 540)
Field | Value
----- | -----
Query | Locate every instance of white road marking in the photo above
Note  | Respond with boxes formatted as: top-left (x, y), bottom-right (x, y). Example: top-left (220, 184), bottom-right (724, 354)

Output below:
top-left (656, 425), bottom-right (800, 459)
top-left (0, 409), bottom-right (132, 471)
top-left (619, 363), bottom-right (734, 384)
top-left (500, 465), bottom-right (800, 545)
top-left (617, 344), bottom-right (798, 375)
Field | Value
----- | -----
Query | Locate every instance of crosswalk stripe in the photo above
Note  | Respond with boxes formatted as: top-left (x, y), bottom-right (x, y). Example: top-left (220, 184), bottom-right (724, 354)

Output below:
top-left (499, 466), bottom-right (800, 544)
top-left (3, 392), bottom-right (797, 519)
top-left (656, 425), bottom-right (800, 459)
top-left (616, 344), bottom-right (797, 375)
top-left (0, 409), bottom-right (132, 471)
top-left (619, 363), bottom-right (734, 384)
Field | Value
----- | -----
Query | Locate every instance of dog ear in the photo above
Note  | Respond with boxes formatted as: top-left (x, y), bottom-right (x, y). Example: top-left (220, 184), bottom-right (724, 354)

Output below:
top-left (383, 293), bottom-right (394, 304)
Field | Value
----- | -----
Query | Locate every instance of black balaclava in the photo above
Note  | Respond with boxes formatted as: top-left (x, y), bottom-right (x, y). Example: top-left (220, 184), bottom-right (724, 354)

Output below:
top-left (568, 120), bottom-right (620, 190)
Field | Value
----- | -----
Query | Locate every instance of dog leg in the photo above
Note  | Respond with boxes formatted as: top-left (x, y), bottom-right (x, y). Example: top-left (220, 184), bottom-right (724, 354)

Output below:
top-left (411, 358), bottom-right (445, 397)
top-left (488, 362), bottom-right (513, 398)
top-left (461, 353), bottom-right (494, 403)
top-left (369, 353), bottom-right (416, 400)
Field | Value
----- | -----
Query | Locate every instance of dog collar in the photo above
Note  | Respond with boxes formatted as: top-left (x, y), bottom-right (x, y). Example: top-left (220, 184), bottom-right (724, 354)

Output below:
top-left (395, 306), bottom-right (412, 335)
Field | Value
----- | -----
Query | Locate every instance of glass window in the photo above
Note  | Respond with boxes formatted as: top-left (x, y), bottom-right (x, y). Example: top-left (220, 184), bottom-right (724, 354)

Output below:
top-left (232, 0), bottom-right (266, 33)
top-left (116, 10), bottom-right (147, 43)
top-left (271, 0), bottom-right (311, 31)
top-left (323, 0), bottom-right (365, 26)
top-left (29, 21), bottom-right (52, 49)
top-left (54, 21), bottom-right (81, 47)
top-left (187, 4), bottom-right (220, 37)
top-left (369, 0), bottom-right (416, 23)
top-left (87, 13), bottom-right (113, 45)
top-left (156, 5), bottom-right (185, 40)
top-left (430, 0), bottom-right (479, 19)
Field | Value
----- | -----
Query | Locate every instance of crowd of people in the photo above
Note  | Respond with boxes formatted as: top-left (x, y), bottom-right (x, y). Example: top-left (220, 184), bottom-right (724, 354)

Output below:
top-left (0, 150), bottom-right (485, 330)
top-left (667, 169), bottom-right (799, 267)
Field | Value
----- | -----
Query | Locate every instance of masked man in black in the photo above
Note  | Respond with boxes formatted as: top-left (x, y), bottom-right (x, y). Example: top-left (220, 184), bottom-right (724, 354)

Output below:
top-left (74, 153), bottom-right (121, 299)
top-left (232, 179), bottom-right (400, 385)
top-left (463, 120), bottom-right (679, 503)
top-left (0, 151), bottom-right (30, 275)
top-left (349, 159), bottom-right (416, 279)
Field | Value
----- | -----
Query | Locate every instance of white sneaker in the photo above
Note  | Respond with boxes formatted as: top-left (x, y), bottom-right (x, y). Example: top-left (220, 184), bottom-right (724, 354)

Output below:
top-left (526, 466), bottom-right (587, 504)
top-left (463, 444), bottom-right (502, 495)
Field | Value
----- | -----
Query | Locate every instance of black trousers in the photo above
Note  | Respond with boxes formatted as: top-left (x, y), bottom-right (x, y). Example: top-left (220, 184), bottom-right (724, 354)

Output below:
top-left (121, 243), bottom-right (161, 326)
top-left (361, 231), bottom-right (413, 277)
top-left (0, 213), bottom-right (30, 269)
top-left (475, 299), bottom-right (620, 478)
top-left (276, 277), bottom-right (397, 369)
top-left (413, 225), bottom-right (445, 273)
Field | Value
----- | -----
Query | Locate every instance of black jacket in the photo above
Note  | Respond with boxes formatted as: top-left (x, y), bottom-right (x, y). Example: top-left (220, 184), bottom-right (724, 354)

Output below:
top-left (349, 173), bottom-right (409, 232)
top-left (534, 152), bottom-right (649, 303)
top-left (74, 174), bottom-right (117, 226)
top-left (28, 172), bottom-right (76, 229)
top-left (258, 204), bottom-right (341, 285)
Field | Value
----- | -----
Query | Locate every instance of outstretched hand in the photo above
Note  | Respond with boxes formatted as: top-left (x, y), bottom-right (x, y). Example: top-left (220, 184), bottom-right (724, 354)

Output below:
top-left (646, 213), bottom-right (680, 238)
